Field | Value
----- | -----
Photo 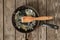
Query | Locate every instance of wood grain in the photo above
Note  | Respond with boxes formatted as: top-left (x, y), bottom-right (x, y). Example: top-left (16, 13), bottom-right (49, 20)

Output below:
top-left (16, 0), bottom-right (26, 40)
top-left (0, 0), bottom-right (3, 40)
top-left (26, 0), bottom-right (39, 40)
top-left (47, 0), bottom-right (58, 40)
top-left (4, 0), bottom-right (15, 40)
top-left (38, 0), bottom-right (46, 40)
top-left (55, 0), bottom-right (60, 40)
top-left (26, 0), bottom-right (47, 40)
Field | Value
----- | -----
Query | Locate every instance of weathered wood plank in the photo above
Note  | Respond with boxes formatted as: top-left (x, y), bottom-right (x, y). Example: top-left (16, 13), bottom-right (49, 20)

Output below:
top-left (27, 0), bottom-right (38, 10)
top-left (0, 0), bottom-right (3, 40)
top-left (55, 0), bottom-right (60, 40)
top-left (4, 0), bottom-right (15, 40)
top-left (47, 0), bottom-right (58, 40)
top-left (38, 0), bottom-right (46, 40)
top-left (16, 0), bottom-right (26, 40)
top-left (26, 0), bottom-right (39, 40)
top-left (26, 0), bottom-right (46, 40)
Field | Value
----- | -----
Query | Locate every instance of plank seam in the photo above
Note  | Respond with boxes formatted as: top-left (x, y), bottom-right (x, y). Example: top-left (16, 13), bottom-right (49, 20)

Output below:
top-left (3, 0), bottom-right (4, 40)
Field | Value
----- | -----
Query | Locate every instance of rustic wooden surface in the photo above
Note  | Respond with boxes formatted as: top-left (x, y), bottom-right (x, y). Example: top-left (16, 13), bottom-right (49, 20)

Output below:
top-left (47, 0), bottom-right (60, 40)
top-left (16, 0), bottom-right (26, 40)
top-left (26, 0), bottom-right (40, 40)
top-left (0, 0), bottom-right (3, 40)
top-left (4, 0), bottom-right (15, 40)
top-left (0, 0), bottom-right (60, 40)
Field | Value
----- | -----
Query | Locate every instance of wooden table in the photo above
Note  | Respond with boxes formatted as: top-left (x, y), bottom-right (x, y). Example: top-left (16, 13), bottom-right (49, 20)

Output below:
top-left (0, 0), bottom-right (60, 40)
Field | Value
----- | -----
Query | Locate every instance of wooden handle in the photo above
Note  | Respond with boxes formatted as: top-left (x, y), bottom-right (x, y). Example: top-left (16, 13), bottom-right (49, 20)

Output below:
top-left (34, 16), bottom-right (53, 20)
top-left (21, 16), bottom-right (53, 23)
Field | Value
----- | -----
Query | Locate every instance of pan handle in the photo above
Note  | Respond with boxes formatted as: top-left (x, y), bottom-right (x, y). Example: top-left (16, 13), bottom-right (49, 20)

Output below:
top-left (40, 23), bottom-right (59, 29)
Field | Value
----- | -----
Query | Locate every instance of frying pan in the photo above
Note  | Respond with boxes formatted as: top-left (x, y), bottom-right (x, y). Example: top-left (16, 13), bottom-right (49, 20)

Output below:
top-left (12, 6), bottom-right (39, 33)
top-left (12, 5), bottom-right (59, 40)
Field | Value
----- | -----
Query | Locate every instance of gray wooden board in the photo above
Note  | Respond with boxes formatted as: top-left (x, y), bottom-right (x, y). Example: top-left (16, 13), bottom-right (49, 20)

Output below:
top-left (16, 0), bottom-right (26, 40)
top-left (26, 0), bottom-right (46, 40)
top-left (26, 0), bottom-right (39, 40)
top-left (54, 0), bottom-right (60, 40)
top-left (47, 0), bottom-right (59, 40)
top-left (38, 0), bottom-right (46, 40)
top-left (4, 0), bottom-right (15, 40)
top-left (0, 0), bottom-right (3, 40)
